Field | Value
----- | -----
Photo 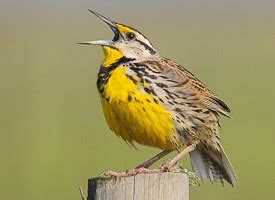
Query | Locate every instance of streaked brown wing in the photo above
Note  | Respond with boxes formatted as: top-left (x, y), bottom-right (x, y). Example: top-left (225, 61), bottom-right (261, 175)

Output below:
top-left (152, 58), bottom-right (231, 117)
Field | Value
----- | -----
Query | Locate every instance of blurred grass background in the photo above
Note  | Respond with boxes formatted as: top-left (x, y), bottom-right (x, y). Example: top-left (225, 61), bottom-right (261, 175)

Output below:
top-left (1, 0), bottom-right (275, 199)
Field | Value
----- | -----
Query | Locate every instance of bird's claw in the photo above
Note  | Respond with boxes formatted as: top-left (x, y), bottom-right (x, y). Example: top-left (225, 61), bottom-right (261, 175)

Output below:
top-left (100, 162), bottom-right (181, 178)
top-left (100, 167), bottom-right (161, 178)
top-left (100, 170), bottom-right (126, 178)
top-left (159, 161), bottom-right (180, 172)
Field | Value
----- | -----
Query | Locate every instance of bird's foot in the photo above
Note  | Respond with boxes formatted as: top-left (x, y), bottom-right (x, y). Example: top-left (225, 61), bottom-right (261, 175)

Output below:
top-left (100, 167), bottom-right (159, 178)
top-left (126, 167), bottom-right (157, 176)
top-left (159, 161), bottom-right (181, 172)
top-left (100, 161), bottom-right (182, 178)
top-left (100, 170), bottom-right (127, 178)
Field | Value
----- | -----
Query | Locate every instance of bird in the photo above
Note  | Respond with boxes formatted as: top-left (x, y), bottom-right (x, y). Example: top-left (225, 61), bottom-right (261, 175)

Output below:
top-left (79, 10), bottom-right (238, 185)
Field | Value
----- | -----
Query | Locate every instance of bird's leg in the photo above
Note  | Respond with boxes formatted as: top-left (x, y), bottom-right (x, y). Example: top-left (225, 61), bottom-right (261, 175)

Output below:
top-left (124, 150), bottom-right (173, 176)
top-left (160, 144), bottom-right (196, 172)
top-left (136, 150), bottom-right (173, 168)
top-left (100, 150), bottom-right (172, 178)
top-left (101, 146), bottom-right (194, 177)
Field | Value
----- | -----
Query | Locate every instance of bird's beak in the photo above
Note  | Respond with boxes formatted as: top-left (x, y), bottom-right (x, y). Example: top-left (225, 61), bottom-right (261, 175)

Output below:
top-left (78, 10), bottom-right (120, 47)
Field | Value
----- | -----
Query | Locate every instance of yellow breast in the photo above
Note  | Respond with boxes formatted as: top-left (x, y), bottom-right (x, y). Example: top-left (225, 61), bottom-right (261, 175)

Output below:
top-left (99, 66), bottom-right (177, 150)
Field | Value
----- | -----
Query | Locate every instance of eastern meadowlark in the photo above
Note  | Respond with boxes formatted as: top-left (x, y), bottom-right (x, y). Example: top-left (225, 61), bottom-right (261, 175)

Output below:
top-left (79, 10), bottom-right (237, 185)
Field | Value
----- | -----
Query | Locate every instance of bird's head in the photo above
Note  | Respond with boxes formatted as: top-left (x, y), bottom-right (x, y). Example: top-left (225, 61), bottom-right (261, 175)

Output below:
top-left (79, 10), bottom-right (157, 66)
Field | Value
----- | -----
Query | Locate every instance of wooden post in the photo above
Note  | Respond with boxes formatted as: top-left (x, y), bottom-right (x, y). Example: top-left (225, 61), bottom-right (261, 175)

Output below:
top-left (87, 172), bottom-right (189, 200)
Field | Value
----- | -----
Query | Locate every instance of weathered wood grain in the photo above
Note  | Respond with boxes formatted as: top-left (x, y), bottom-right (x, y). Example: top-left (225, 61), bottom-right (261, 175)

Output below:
top-left (88, 172), bottom-right (189, 200)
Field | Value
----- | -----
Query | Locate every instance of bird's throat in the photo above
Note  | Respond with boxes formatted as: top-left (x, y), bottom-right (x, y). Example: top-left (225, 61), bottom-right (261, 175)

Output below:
top-left (101, 46), bottom-right (124, 67)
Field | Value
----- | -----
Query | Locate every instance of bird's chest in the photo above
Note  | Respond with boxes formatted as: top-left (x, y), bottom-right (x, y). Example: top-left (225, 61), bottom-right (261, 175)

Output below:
top-left (97, 66), bottom-right (177, 150)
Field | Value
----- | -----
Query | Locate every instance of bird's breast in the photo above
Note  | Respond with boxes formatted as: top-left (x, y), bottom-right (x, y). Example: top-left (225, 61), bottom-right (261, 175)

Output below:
top-left (98, 65), bottom-right (178, 150)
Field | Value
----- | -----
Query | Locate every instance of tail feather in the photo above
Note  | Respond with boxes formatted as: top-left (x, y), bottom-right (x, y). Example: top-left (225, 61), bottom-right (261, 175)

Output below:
top-left (190, 145), bottom-right (237, 185)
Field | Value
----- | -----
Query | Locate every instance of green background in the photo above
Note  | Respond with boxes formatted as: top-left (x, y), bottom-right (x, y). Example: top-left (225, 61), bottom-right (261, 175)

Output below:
top-left (1, 0), bottom-right (275, 199)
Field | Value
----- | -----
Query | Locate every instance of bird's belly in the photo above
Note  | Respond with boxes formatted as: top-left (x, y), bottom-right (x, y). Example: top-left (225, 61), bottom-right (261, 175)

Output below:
top-left (99, 67), bottom-right (177, 150)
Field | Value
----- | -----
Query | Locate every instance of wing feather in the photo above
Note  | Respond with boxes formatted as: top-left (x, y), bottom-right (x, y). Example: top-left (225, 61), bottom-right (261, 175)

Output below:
top-left (146, 58), bottom-right (231, 116)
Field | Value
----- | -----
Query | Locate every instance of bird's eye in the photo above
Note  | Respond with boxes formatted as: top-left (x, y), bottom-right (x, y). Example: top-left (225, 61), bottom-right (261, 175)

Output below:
top-left (126, 32), bottom-right (136, 40)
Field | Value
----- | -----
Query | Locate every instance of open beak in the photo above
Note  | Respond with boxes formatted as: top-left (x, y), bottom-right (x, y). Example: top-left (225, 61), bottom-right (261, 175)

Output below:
top-left (78, 10), bottom-right (120, 46)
